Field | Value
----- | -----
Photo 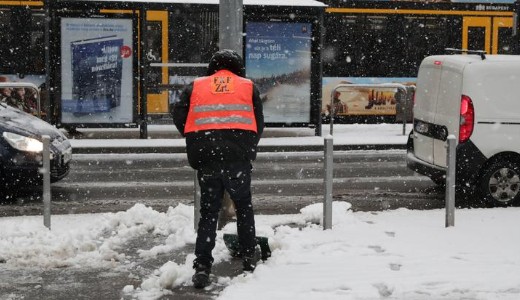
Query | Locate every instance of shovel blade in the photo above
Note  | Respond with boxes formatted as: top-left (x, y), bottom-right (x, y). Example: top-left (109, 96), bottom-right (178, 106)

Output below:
top-left (223, 233), bottom-right (271, 261)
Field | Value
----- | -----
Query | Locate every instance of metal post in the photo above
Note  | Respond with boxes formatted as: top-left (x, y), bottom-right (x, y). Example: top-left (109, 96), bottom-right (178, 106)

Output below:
top-left (329, 90), bottom-right (335, 136)
top-left (216, 0), bottom-right (243, 229)
top-left (445, 135), bottom-right (456, 227)
top-left (139, 8), bottom-right (148, 139)
top-left (42, 135), bottom-right (51, 229)
top-left (513, 0), bottom-right (519, 54)
top-left (194, 170), bottom-right (201, 231)
top-left (323, 135), bottom-right (333, 230)
top-left (316, 11), bottom-right (324, 138)
top-left (219, 0), bottom-right (243, 52)
top-left (402, 91), bottom-right (407, 136)
top-left (43, 2), bottom-right (50, 122)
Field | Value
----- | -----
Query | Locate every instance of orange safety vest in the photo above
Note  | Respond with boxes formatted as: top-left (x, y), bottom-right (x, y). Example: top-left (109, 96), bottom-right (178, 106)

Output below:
top-left (184, 70), bottom-right (257, 133)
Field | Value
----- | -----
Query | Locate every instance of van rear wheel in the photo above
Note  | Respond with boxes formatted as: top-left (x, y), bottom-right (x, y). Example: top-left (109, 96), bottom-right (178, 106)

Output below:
top-left (479, 160), bottom-right (520, 206)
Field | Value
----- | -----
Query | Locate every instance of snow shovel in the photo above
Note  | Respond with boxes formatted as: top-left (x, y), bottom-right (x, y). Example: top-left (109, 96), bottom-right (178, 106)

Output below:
top-left (223, 233), bottom-right (271, 261)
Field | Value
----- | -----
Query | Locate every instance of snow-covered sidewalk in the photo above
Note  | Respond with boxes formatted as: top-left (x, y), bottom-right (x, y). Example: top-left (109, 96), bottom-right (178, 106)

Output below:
top-left (68, 123), bottom-right (410, 151)
top-left (1, 202), bottom-right (519, 299)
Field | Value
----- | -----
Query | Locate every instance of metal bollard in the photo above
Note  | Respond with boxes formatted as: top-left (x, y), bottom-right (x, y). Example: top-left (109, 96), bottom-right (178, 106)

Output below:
top-left (194, 170), bottom-right (201, 231)
top-left (42, 135), bottom-right (51, 229)
top-left (402, 93), bottom-right (407, 136)
top-left (445, 135), bottom-right (456, 227)
top-left (323, 135), bottom-right (333, 230)
top-left (402, 109), bottom-right (407, 136)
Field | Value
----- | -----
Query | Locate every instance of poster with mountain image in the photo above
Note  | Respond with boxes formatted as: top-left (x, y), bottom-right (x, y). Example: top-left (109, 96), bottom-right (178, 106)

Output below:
top-left (245, 22), bottom-right (312, 124)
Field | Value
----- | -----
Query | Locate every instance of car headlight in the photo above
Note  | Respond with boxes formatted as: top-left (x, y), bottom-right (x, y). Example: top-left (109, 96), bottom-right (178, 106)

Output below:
top-left (2, 132), bottom-right (43, 153)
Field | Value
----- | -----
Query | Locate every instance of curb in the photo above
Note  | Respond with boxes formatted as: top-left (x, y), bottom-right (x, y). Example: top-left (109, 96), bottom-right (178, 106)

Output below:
top-left (71, 144), bottom-right (407, 154)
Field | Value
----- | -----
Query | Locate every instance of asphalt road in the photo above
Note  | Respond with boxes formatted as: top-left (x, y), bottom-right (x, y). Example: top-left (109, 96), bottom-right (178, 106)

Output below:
top-left (0, 150), bottom-right (447, 217)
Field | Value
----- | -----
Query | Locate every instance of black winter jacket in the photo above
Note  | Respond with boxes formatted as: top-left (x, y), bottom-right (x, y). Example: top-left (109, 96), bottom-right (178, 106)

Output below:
top-left (172, 82), bottom-right (264, 170)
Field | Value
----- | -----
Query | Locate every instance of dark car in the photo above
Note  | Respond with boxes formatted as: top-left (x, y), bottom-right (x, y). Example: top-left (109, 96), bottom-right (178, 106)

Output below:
top-left (0, 102), bottom-right (72, 189)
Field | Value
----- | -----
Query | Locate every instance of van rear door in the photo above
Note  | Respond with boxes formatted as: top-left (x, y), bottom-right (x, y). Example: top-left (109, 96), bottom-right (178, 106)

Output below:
top-left (431, 58), bottom-right (465, 167)
top-left (412, 56), bottom-right (444, 165)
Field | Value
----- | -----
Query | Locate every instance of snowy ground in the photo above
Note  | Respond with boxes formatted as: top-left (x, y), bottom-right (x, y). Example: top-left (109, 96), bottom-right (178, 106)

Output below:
top-left (1, 202), bottom-right (519, 299)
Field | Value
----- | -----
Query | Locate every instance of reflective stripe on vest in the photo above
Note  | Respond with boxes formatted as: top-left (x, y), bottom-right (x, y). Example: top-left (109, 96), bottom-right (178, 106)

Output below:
top-left (184, 70), bottom-right (257, 133)
top-left (193, 104), bottom-right (252, 113)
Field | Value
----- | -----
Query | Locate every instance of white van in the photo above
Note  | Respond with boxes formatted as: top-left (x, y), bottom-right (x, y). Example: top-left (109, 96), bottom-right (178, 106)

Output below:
top-left (407, 52), bottom-right (520, 206)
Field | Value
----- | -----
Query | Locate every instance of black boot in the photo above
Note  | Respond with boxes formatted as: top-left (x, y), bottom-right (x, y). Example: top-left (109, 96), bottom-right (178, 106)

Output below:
top-left (192, 262), bottom-right (211, 289)
top-left (242, 255), bottom-right (257, 272)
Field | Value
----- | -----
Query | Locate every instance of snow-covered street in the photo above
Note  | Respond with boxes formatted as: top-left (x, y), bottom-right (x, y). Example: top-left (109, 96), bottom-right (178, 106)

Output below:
top-left (1, 202), bottom-right (519, 299)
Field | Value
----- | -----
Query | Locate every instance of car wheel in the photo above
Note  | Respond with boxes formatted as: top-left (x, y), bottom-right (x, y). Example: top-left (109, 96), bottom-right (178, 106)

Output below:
top-left (406, 130), bottom-right (414, 152)
top-left (479, 160), bottom-right (520, 206)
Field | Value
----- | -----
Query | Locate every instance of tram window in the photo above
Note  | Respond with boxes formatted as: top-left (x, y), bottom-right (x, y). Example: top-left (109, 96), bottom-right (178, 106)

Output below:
top-left (404, 16), bottom-right (460, 70)
top-left (29, 12), bottom-right (45, 74)
top-left (322, 15), bottom-right (352, 77)
top-left (169, 10), bottom-right (218, 64)
top-left (0, 8), bottom-right (45, 75)
top-left (467, 27), bottom-right (486, 52)
top-left (0, 9), bottom-right (11, 73)
top-left (146, 22), bottom-right (163, 87)
top-left (146, 22), bottom-right (162, 62)
top-left (324, 14), bottom-right (411, 77)
top-left (362, 16), bottom-right (391, 76)
top-left (323, 12), bottom-right (461, 79)
top-left (498, 27), bottom-right (513, 54)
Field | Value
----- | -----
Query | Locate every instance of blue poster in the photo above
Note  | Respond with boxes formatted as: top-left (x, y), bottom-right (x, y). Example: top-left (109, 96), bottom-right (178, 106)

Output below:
top-left (61, 18), bottom-right (133, 124)
top-left (64, 36), bottom-right (123, 114)
top-left (246, 22), bottom-right (312, 123)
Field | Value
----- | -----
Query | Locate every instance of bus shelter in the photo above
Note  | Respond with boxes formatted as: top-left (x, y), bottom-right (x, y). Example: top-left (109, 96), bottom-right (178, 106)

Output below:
top-left (46, 0), bottom-right (326, 135)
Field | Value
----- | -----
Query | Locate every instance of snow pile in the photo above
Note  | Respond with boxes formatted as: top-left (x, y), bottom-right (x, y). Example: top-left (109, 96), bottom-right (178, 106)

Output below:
top-left (0, 203), bottom-right (195, 269)
top-left (219, 205), bottom-right (520, 300)
top-left (0, 212), bottom-right (109, 268)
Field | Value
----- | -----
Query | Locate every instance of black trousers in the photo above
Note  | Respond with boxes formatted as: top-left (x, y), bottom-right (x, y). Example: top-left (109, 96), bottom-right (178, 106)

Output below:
top-left (194, 161), bottom-right (256, 267)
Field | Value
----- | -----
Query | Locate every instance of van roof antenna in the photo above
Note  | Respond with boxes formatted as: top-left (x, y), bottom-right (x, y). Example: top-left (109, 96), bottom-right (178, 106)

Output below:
top-left (445, 48), bottom-right (486, 60)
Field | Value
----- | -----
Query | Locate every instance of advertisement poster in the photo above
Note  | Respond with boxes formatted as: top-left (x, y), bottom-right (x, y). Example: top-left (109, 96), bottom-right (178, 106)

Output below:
top-left (322, 77), bottom-right (416, 117)
top-left (245, 22), bottom-right (312, 124)
top-left (61, 18), bottom-right (133, 124)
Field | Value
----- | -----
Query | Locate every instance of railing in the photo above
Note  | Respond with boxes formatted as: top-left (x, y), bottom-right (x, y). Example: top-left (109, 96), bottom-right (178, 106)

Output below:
top-left (0, 82), bottom-right (42, 118)
top-left (329, 83), bottom-right (415, 136)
